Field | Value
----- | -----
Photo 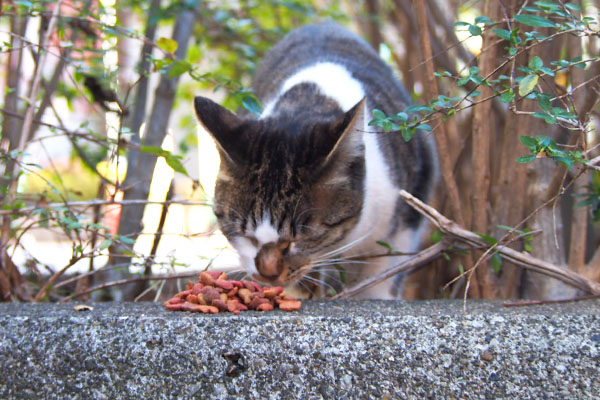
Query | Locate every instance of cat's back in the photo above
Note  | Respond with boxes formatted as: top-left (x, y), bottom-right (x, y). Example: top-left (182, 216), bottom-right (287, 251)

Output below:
top-left (253, 22), bottom-right (411, 111)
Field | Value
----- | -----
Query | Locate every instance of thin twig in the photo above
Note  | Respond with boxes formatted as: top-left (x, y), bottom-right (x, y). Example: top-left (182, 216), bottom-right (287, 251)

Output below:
top-left (61, 271), bottom-right (201, 302)
top-left (0, 199), bottom-right (211, 216)
top-left (331, 241), bottom-right (447, 299)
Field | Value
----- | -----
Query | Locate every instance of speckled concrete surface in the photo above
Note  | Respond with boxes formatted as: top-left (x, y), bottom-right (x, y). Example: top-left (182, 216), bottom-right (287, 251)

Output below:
top-left (0, 300), bottom-right (599, 399)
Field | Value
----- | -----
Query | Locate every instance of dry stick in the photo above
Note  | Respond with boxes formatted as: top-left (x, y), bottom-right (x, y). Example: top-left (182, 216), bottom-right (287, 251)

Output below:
top-left (413, 0), bottom-right (479, 297)
top-left (400, 190), bottom-right (600, 295)
top-left (11, 1), bottom-right (62, 182)
top-left (61, 271), bottom-right (201, 302)
top-left (0, 199), bottom-right (211, 216)
top-left (331, 241), bottom-right (447, 299)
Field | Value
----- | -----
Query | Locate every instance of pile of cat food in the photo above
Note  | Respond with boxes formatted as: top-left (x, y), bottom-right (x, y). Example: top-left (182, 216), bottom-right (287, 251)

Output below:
top-left (164, 270), bottom-right (302, 314)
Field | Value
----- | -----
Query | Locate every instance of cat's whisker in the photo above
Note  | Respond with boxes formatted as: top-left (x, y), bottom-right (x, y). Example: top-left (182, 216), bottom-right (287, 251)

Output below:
top-left (319, 230), bottom-right (372, 259)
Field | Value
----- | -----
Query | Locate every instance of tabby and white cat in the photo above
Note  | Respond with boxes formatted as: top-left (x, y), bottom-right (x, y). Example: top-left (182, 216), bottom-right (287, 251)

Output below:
top-left (194, 23), bottom-right (437, 299)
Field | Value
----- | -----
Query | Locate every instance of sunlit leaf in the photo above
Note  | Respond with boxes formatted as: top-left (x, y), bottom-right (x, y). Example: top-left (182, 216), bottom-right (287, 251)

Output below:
top-left (518, 74), bottom-right (538, 96)
top-left (157, 37), bottom-right (178, 54)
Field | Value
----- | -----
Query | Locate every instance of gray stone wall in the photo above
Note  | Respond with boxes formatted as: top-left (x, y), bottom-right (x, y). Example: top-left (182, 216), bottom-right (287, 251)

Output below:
top-left (0, 300), bottom-right (599, 399)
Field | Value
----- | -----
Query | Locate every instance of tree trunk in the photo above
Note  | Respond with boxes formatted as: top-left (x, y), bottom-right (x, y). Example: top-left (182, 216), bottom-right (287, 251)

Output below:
top-left (105, 3), bottom-right (200, 300)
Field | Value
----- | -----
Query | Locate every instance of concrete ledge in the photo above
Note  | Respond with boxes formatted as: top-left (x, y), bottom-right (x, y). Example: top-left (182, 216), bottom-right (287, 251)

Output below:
top-left (1, 300), bottom-right (599, 399)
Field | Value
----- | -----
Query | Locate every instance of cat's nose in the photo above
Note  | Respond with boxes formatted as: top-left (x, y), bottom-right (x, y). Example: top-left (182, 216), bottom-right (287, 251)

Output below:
top-left (254, 241), bottom-right (290, 280)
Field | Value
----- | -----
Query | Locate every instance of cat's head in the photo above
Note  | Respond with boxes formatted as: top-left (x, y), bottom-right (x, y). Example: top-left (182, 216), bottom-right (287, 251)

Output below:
top-left (194, 96), bottom-right (366, 286)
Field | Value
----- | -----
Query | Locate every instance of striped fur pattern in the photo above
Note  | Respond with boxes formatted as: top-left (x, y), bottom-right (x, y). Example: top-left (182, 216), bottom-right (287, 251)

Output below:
top-left (194, 23), bottom-right (437, 299)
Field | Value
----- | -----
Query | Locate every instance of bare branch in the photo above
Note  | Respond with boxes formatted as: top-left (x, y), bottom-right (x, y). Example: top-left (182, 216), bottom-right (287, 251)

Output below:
top-left (400, 190), bottom-right (600, 295)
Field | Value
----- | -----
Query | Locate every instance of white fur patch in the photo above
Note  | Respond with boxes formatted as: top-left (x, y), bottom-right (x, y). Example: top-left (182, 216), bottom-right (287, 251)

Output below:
top-left (254, 218), bottom-right (279, 245)
top-left (261, 62), bottom-right (365, 118)
top-left (345, 113), bottom-right (398, 254)
top-left (231, 236), bottom-right (259, 275)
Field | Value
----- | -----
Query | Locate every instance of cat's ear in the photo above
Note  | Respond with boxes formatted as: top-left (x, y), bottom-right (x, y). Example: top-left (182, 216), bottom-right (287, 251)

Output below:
top-left (194, 96), bottom-right (245, 165)
top-left (320, 98), bottom-right (366, 163)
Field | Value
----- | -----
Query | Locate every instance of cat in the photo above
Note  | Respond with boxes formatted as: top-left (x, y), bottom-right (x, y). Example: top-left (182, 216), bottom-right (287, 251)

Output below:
top-left (194, 22), bottom-right (438, 299)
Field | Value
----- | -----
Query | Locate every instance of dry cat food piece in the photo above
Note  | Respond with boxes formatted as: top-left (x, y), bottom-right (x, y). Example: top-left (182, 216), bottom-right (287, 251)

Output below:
top-left (164, 271), bottom-right (302, 314)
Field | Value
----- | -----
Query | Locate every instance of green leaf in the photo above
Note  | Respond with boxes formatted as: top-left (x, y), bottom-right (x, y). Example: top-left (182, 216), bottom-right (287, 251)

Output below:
top-left (529, 56), bottom-right (543, 71)
top-left (405, 104), bottom-right (433, 113)
top-left (430, 230), bottom-right (443, 243)
top-left (157, 37), bottom-right (178, 54)
top-left (517, 155), bottom-right (537, 163)
top-left (241, 95), bottom-right (262, 115)
top-left (372, 109), bottom-right (386, 119)
top-left (490, 254), bottom-right (503, 274)
top-left (392, 112), bottom-right (408, 122)
top-left (167, 60), bottom-right (191, 78)
top-left (534, 1), bottom-right (561, 10)
top-left (564, 3), bottom-right (581, 11)
top-left (476, 232), bottom-right (498, 246)
top-left (520, 135), bottom-right (538, 148)
top-left (376, 240), bottom-right (393, 253)
top-left (457, 77), bottom-right (470, 86)
top-left (493, 28), bottom-right (511, 41)
top-left (468, 24), bottom-right (482, 36)
top-left (532, 112), bottom-right (557, 124)
top-left (536, 93), bottom-right (552, 111)
top-left (500, 90), bottom-right (515, 103)
top-left (401, 127), bottom-right (414, 142)
top-left (416, 124), bottom-right (432, 132)
top-left (98, 239), bottom-right (113, 251)
top-left (475, 16), bottom-right (492, 25)
top-left (165, 155), bottom-right (188, 176)
top-left (514, 14), bottom-right (556, 28)
top-left (551, 107), bottom-right (578, 119)
top-left (118, 236), bottom-right (136, 245)
top-left (519, 74), bottom-right (538, 96)
top-left (140, 145), bottom-right (169, 157)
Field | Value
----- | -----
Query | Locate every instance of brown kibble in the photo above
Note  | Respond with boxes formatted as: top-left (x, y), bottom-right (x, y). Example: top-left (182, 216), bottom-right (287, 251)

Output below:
top-left (248, 295), bottom-right (270, 310)
top-left (211, 299), bottom-right (228, 311)
top-left (198, 305), bottom-right (219, 314)
top-left (278, 300), bottom-right (302, 311)
top-left (174, 290), bottom-right (192, 299)
top-left (207, 270), bottom-right (223, 280)
top-left (181, 301), bottom-right (206, 312)
top-left (215, 279), bottom-right (234, 290)
top-left (164, 270), bottom-right (301, 314)
top-left (263, 286), bottom-right (284, 298)
top-left (199, 271), bottom-right (215, 285)
top-left (242, 280), bottom-right (256, 292)
top-left (165, 302), bottom-right (183, 311)
top-left (165, 297), bottom-right (184, 305)
top-left (256, 303), bottom-right (274, 311)
top-left (201, 286), bottom-right (221, 303)
top-left (238, 288), bottom-right (252, 304)
top-left (191, 283), bottom-right (204, 295)
top-left (196, 293), bottom-right (207, 305)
